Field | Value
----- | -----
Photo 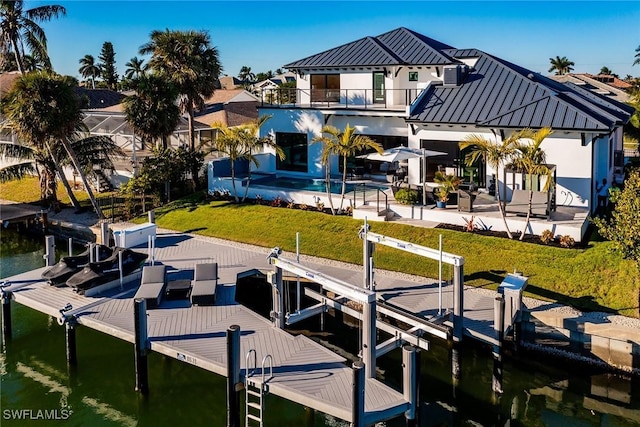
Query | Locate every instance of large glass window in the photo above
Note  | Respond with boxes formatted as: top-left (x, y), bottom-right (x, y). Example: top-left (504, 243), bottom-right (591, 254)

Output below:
top-left (276, 132), bottom-right (308, 172)
top-left (311, 74), bottom-right (340, 102)
top-left (348, 135), bottom-right (408, 174)
top-left (421, 139), bottom-right (485, 186)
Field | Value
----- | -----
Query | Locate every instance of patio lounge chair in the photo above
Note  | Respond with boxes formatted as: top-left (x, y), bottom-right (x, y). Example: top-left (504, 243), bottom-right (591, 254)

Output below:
top-left (134, 265), bottom-right (167, 309)
top-left (506, 189), bottom-right (549, 219)
top-left (457, 189), bottom-right (476, 212)
top-left (190, 263), bottom-right (218, 306)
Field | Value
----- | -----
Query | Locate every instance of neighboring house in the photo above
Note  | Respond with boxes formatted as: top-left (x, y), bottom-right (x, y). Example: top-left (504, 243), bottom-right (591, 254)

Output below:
top-left (196, 89), bottom-right (259, 127)
top-left (256, 27), bottom-right (633, 215)
top-left (251, 72), bottom-right (297, 103)
top-left (218, 76), bottom-right (244, 90)
top-left (550, 73), bottom-right (631, 103)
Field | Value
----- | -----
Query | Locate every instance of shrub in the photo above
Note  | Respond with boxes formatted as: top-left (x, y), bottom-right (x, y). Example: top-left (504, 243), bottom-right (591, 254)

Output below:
top-left (540, 229), bottom-right (555, 244)
top-left (298, 203), bottom-right (308, 211)
top-left (559, 235), bottom-right (575, 248)
top-left (395, 188), bottom-right (419, 205)
top-left (286, 200), bottom-right (295, 209)
top-left (315, 202), bottom-right (325, 212)
top-left (270, 196), bottom-right (283, 207)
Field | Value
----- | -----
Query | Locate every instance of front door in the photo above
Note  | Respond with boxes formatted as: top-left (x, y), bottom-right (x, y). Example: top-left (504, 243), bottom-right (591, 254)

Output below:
top-left (373, 72), bottom-right (385, 104)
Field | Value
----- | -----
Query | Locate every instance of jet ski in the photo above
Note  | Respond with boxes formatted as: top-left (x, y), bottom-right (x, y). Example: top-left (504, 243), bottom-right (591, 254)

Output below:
top-left (42, 244), bottom-right (114, 286)
top-left (66, 247), bottom-right (148, 294)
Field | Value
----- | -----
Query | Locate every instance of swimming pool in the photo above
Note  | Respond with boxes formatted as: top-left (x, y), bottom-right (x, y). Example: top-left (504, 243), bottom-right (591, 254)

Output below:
top-left (252, 176), bottom-right (386, 194)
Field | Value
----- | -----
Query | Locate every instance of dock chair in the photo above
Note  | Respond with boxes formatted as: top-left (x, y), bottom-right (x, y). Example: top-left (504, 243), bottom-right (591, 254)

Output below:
top-left (190, 263), bottom-right (218, 306)
top-left (134, 265), bottom-right (167, 309)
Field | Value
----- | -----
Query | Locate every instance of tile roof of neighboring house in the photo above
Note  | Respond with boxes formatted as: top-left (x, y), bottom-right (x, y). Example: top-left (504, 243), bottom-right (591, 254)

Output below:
top-left (197, 89), bottom-right (258, 127)
top-left (284, 27), bottom-right (456, 68)
top-left (0, 72), bottom-right (20, 97)
top-left (219, 75), bottom-right (243, 89)
top-left (75, 88), bottom-right (125, 109)
top-left (550, 73), bottom-right (631, 103)
top-left (408, 49), bottom-right (634, 132)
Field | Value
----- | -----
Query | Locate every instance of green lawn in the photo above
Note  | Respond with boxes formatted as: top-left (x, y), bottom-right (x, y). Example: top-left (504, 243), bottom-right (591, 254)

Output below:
top-left (0, 176), bottom-right (92, 205)
top-left (149, 194), bottom-right (640, 317)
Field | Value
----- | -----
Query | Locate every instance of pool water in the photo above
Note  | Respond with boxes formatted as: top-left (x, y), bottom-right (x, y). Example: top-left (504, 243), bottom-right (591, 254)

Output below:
top-left (252, 176), bottom-right (385, 194)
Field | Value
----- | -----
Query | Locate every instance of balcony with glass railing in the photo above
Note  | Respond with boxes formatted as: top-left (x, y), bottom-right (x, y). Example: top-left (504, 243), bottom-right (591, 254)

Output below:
top-left (258, 88), bottom-right (426, 111)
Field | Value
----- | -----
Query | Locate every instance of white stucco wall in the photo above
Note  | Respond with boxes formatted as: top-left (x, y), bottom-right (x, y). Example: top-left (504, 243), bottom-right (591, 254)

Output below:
top-left (258, 108), bottom-right (325, 177)
top-left (409, 127), bottom-right (596, 209)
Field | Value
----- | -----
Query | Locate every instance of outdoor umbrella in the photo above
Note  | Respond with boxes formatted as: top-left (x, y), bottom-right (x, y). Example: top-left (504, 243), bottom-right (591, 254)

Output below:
top-left (359, 146), bottom-right (446, 204)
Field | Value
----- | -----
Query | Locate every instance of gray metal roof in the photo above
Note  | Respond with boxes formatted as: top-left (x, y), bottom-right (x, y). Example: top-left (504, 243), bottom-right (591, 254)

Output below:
top-left (284, 27), bottom-right (456, 69)
top-left (408, 49), bottom-right (632, 131)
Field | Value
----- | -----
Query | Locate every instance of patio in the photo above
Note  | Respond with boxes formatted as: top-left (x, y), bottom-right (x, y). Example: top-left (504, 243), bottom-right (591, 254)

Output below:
top-left (366, 190), bottom-right (590, 242)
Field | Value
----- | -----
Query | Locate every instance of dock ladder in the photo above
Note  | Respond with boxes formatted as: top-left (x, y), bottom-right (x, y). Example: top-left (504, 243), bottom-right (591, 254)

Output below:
top-left (245, 350), bottom-right (273, 427)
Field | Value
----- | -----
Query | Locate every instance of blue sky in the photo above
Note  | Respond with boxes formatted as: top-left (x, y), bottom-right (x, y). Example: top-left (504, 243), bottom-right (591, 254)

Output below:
top-left (35, 1), bottom-right (640, 80)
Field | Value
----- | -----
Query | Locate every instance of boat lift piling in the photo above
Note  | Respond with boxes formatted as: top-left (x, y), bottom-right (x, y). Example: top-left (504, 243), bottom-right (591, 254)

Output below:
top-left (226, 325), bottom-right (241, 427)
top-left (133, 298), bottom-right (149, 394)
top-left (65, 321), bottom-right (77, 367)
top-left (402, 345), bottom-right (420, 426)
top-left (352, 361), bottom-right (365, 427)
top-left (492, 295), bottom-right (505, 395)
top-left (100, 223), bottom-right (109, 246)
top-left (44, 236), bottom-right (55, 266)
top-left (68, 237), bottom-right (73, 257)
top-left (1, 289), bottom-right (12, 342)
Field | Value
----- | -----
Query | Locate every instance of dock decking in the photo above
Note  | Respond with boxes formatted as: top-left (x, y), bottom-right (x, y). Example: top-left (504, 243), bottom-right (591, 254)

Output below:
top-left (1, 229), bottom-right (499, 424)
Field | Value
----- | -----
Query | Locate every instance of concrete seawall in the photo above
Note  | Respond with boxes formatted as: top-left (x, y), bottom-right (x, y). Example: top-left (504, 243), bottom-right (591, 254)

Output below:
top-left (520, 310), bottom-right (640, 374)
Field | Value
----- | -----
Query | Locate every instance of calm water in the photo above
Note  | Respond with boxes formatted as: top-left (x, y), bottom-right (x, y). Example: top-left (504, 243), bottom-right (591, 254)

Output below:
top-left (1, 228), bottom-right (639, 426)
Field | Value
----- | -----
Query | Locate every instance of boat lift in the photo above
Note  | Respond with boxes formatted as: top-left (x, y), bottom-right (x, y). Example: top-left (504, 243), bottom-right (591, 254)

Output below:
top-left (359, 222), bottom-right (465, 343)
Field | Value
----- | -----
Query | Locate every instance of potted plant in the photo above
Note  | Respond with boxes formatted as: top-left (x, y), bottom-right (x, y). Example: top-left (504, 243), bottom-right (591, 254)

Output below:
top-left (433, 171), bottom-right (461, 208)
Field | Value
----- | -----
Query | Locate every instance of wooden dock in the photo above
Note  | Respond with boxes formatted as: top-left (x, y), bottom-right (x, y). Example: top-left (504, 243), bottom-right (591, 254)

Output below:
top-left (0, 202), bottom-right (41, 224)
top-left (1, 230), bottom-right (499, 424)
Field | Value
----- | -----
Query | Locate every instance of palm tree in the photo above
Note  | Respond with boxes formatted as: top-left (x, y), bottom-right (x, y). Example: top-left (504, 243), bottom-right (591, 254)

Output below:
top-left (123, 74), bottom-right (181, 150)
top-left (510, 128), bottom-right (553, 240)
top-left (78, 54), bottom-right (100, 89)
top-left (140, 29), bottom-right (221, 187)
top-left (548, 56), bottom-right (575, 75)
top-left (238, 65), bottom-right (255, 82)
top-left (634, 45), bottom-right (640, 66)
top-left (311, 124), bottom-right (382, 214)
top-left (599, 66), bottom-right (613, 75)
top-left (459, 132), bottom-right (522, 239)
top-left (205, 116), bottom-right (284, 203)
top-left (124, 56), bottom-right (147, 80)
top-left (0, 0), bottom-right (66, 74)
top-left (1, 72), bottom-right (107, 217)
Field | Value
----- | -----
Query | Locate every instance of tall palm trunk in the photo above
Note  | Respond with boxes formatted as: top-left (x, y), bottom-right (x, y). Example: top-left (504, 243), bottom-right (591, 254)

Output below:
top-left (11, 38), bottom-right (25, 74)
top-left (230, 160), bottom-right (239, 203)
top-left (339, 155), bottom-right (348, 213)
top-left (47, 145), bottom-right (81, 210)
top-left (186, 103), bottom-right (200, 189)
top-left (494, 166), bottom-right (513, 239)
top-left (520, 173), bottom-right (534, 241)
top-left (325, 156), bottom-right (335, 215)
top-left (59, 138), bottom-right (104, 218)
top-left (41, 168), bottom-right (56, 205)
top-left (241, 149), bottom-right (252, 203)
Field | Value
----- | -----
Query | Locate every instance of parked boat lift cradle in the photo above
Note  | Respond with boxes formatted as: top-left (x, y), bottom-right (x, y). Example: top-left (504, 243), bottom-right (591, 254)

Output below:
top-left (0, 217), bottom-right (524, 426)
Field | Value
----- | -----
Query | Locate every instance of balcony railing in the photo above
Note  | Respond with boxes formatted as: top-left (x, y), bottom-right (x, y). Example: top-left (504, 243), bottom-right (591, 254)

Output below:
top-left (259, 88), bottom-right (425, 110)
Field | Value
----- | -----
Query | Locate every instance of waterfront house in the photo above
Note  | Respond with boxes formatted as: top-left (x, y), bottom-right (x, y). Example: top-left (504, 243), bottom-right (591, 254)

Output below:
top-left (254, 27), bottom-right (633, 216)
